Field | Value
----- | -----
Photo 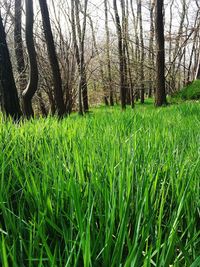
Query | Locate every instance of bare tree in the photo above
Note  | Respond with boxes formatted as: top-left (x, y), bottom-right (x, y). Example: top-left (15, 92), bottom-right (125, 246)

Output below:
top-left (130, 0), bottom-right (140, 101)
top-left (14, 0), bottom-right (26, 94)
top-left (71, 0), bottom-right (89, 114)
top-left (138, 0), bottom-right (145, 103)
top-left (88, 15), bottom-right (109, 106)
top-left (113, 0), bottom-right (126, 109)
top-left (0, 12), bottom-right (21, 119)
top-left (187, 10), bottom-right (200, 82)
top-left (104, 0), bottom-right (114, 106)
top-left (148, 0), bottom-right (155, 98)
top-left (22, 0), bottom-right (38, 118)
top-left (122, 0), bottom-right (134, 107)
top-left (195, 0), bottom-right (200, 80)
top-left (38, 0), bottom-right (66, 117)
top-left (171, 0), bottom-right (187, 90)
top-left (155, 0), bottom-right (167, 106)
top-left (195, 58), bottom-right (200, 79)
top-left (1, 0), bottom-right (199, 115)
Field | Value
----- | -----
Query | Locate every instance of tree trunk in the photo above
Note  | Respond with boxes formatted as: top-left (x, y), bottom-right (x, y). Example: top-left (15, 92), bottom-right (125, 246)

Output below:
top-left (194, 2), bottom-right (200, 80)
top-left (104, 0), bottom-right (114, 106)
top-left (71, 0), bottom-right (83, 115)
top-left (195, 57), bottom-right (200, 79)
top-left (0, 13), bottom-right (21, 119)
top-left (14, 0), bottom-right (26, 94)
top-left (120, 0), bottom-right (129, 105)
top-left (138, 0), bottom-right (145, 104)
top-left (71, 0), bottom-right (89, 114)
top-left (170, 0), bottom-right (186, 91)
top-left (38, 0), bottom-right (66, 117)
top-left (148, 0), bottom-right (155, 98)
top-left (89, 15), bottom-right (109, 106)
top-left (130, 0), bottom-right (140, 101)
top-left (37, 91), bottom-right (47, 117)
top-left (124, 0), bottom-right (134, 107)
top-left (22, 0), bottom-right (38, 118)
top-left (187, 13), bottom-right (199, 83)
top-left (81, 72), bottom-right (89, 113)
top-left (75, 0), bottom-right (89, 113)
top-left (155, 0), bottom-right (167, 106)
top-left (113, 0), bottom-right (126, 110)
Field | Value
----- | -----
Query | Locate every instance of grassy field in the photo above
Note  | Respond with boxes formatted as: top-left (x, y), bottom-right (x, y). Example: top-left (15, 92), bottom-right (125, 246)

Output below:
top-left (173, 79), bottom-right (200, 100)
top-left (0, 102), bottom-right (200, 266)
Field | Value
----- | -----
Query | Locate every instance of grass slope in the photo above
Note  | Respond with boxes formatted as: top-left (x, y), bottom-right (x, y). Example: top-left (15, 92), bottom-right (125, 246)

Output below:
top-left (174, 79), bottom-right (200, 100)
top-left (0, 102), bottom-right (200, 266)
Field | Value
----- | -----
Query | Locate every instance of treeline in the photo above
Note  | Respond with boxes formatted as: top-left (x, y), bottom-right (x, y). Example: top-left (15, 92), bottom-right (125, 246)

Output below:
top-left (0, 0), bottom-right (199, 119)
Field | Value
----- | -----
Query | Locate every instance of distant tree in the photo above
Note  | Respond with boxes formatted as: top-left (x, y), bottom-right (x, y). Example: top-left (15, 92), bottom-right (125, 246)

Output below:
top-left (130, 0), bottom-right (140, 101)
top-left (195, 0), bottom-right (200, 80)
top-left (1, 0), bottom-right (199, 115)
top-left (104, 0), bottom-right (114, 106)
top-left (155, 0), bottom-right (167, 106)
top-left (120, 0), bottom-right (128, 105)
top-left (138, 0), bottom-right (145, 104)
top-left (195, 61), bottom-right (200, 80)
top-left (187, 8), bottom-right (200, 82)
top-left (0, 12), bottom-right (21, 119)
top-left (171, 0), bottom-right (186, 89)
top-left (38, 0), bottom-right (66, 117)
top-left (71, 0), bottom-right (89, 115)
top-left (148, 0), bottom-right (155, 98)
top-left (22, 0), bottom-right (38, 118)
top-left (88, 15), bottom-right (109, 106)
top-left (113, 0), bottom-right (126, 110)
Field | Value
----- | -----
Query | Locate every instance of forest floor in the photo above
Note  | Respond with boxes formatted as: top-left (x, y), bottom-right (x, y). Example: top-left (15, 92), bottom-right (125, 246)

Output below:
top-left (0, 101), bottom-right (200, 266)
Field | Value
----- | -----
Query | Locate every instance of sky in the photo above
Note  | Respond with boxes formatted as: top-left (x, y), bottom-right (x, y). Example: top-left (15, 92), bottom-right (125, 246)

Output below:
top-left (1, 0), bottom-right (199, 38)
top-left (1, 0), bottom-right (199, 59)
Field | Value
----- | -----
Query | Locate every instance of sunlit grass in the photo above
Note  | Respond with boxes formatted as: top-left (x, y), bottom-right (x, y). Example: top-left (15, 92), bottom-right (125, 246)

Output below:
top-left (0, 102), bottom-right (200, 266)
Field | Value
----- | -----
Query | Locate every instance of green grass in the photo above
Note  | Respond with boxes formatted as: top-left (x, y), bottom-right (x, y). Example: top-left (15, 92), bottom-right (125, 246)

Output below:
top-left (173, 79), bottom-right (200, 100)
top-left (0, 102), bottom-right (200, 266)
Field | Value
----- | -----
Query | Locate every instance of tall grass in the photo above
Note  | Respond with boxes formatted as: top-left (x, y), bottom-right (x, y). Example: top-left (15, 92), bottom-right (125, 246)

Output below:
top-left (173, 79), bottom-right (200, 100)
top-left (0, 102), bottom-right (200, 266)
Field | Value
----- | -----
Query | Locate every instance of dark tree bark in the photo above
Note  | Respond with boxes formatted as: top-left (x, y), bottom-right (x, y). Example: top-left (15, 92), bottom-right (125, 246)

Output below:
top-left (38, 0), bottom-right (66, 117)
top-left (0, 13), bottom-right (21, 119)
top-left (155, 0), bottom-right (167, 106)
top-left (14, 0), bottom-right (26, 93)
top-left (22, 0), bottom-right (38, 118)
top-left (113, 0), bottom-right (126, 110)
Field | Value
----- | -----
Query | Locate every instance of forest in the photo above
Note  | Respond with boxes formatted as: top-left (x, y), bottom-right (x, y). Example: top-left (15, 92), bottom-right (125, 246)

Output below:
top-left (0, 0), bottom-right (200, 266)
